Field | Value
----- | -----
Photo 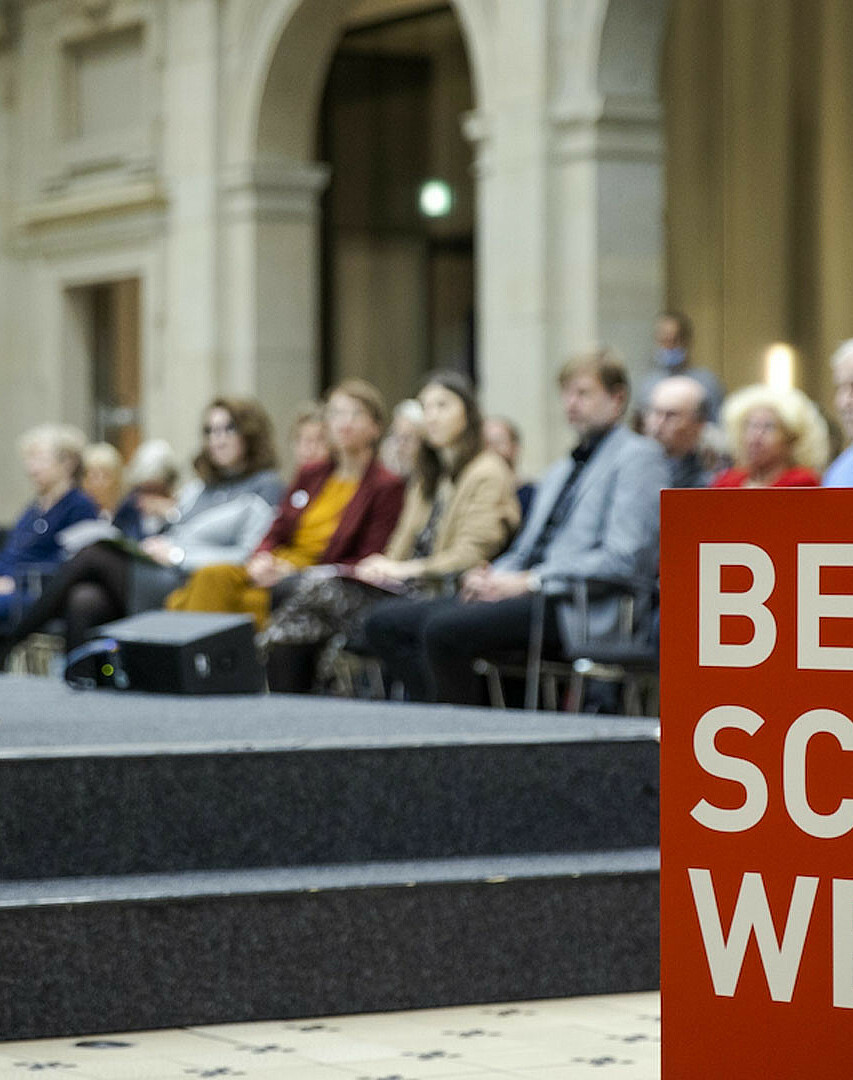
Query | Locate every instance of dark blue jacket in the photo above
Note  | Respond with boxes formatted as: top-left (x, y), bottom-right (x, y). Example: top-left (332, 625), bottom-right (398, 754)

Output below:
top-left (0, 488), bottom-right (99, 579)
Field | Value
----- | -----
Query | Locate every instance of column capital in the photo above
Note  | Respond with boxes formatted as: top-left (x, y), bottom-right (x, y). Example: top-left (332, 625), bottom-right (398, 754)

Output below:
top-left (460, 108), bottom-right (494, 177)
top-left (221, 156), bottom-right (331, 222)
top-left (549, 95), bottom-right (663, 163)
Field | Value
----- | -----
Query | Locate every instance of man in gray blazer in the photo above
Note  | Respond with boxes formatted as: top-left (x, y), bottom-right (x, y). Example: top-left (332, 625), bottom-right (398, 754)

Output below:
top-left (363, 349), bottom-right (668, 705)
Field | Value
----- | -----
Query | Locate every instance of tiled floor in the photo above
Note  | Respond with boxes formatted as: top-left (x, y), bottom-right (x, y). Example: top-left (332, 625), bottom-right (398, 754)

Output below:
top-left (0, 992), bottom-right (660, 1079)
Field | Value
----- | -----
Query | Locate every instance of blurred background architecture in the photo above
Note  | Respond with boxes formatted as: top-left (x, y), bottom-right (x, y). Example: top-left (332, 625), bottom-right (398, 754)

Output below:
top-left (1, 0), bottom-right (852, 516)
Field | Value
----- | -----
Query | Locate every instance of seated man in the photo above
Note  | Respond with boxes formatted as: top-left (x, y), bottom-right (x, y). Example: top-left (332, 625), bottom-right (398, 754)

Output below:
top-left (643, 375), bottom-right (712, 488)
top-left (363, 349), bottom-right (668, 705)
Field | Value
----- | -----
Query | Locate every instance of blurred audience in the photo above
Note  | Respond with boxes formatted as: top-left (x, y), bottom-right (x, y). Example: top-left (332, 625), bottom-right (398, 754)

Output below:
top-left (643, 376), bottom-right (712, 487)
top-left (0, 398), bottom-right (282, 666)
top-left (380, 398), bottom-right (425, 480)
top-left (823, 339), bottom-right (853, 486)
top-left (0, 424), bottom-right (98, 631)
top-left (712, 384), bottom-right (828, 488)
top-left (483, 415), bottom-right (537, 520)
top-left (165, 379), bottom-right (404, 635)
top-left (259, 370), bottom-right (520, 693)
top-left (364, 350), bottom-right (666, 705)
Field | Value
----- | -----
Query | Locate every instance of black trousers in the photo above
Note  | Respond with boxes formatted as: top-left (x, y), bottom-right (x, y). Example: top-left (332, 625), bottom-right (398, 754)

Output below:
top-left (363, 593), bottom-right (563, 706)
top-left (2, 543), bottom-right (129, 654)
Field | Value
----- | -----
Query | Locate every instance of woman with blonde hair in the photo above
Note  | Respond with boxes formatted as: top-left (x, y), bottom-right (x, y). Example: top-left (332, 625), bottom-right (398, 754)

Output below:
top-left (82, 442), bottom-right (125, 517)
top-left (712, 384), bottom-right (829, 488)
top-left (0, 424), bottom-right (98, 630)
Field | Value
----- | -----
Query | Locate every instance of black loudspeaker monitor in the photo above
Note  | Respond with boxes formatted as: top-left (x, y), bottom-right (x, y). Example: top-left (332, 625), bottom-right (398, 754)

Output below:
top-left (86, 611), bottom-right (265, 694)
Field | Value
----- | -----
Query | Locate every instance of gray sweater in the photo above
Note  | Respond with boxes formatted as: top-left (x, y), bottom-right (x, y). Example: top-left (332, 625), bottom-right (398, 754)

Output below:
top-left (167, 469), bottom-right (282, 571)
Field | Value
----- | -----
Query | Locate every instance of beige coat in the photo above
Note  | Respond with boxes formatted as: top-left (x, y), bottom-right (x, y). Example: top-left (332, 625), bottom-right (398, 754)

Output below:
top-left (384, 449), bottom-right (521, 578)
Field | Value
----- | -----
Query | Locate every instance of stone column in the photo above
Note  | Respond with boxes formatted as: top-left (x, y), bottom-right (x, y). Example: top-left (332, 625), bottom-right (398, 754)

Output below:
top-left (549, 98), bottom-right (665, 400)
top-left (461, 0), bottom-right (554, 472)
top-left (157, 0), bottom-right (221, 463)
top-left (220, 154), bottom-right (330, 468)
top-left (464, 0), bottom-right (666, 470)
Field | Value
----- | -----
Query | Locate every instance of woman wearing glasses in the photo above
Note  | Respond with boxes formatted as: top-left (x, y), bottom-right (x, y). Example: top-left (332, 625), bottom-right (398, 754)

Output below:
top-left (0, 396), bottom-right (282, 667)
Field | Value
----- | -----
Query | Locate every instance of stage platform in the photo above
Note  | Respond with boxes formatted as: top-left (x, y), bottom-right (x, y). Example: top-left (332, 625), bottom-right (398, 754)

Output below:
top-left (0, 675), bottom-right (661, 1041)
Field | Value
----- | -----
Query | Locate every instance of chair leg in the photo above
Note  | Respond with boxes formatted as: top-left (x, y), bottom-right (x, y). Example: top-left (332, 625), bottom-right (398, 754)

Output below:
top-left (566, 668), bottom-right (586, 713)
top-left (365, 659), bottom-right (386, 700)
top-left (541, 673), bottom-right (558, 712)
top-left (623, 676), bottom-right (642, 717)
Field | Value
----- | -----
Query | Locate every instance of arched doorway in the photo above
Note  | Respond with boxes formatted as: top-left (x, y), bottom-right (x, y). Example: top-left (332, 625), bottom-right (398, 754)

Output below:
top-left (221, 0), bottom-right (480, 465)
top-left (318, 5), bottom-right (476, 404)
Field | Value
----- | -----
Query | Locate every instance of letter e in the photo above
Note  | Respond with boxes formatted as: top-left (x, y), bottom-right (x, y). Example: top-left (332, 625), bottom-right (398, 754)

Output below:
top-left (798, 544), bottom-right (853, 670)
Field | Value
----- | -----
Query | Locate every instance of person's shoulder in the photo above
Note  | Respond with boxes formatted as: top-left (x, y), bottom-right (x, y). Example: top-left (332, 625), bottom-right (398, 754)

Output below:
top-left (607, 426), bottom-right (665, 464)
top-left (460, 449), bottom-right (515, 483)
top-left (245, 468), bottom-right (284, 501)
top-left (291, 458), bottom-right (333, 488)
top-left (777, 466), bottom-right (821, 487)
top-left (364, 457), bottom-right (406, 492)
top-left (63, 488), bottom-right (100, 516)
top-left (710, 467), bottom-right (746, 488)
top-left (823, 444), bottom-right (853, 486)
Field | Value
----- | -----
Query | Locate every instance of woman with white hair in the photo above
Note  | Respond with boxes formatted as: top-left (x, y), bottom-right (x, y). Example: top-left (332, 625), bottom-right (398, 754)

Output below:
top-left (712, 384), bottom-right (829, 488)
top-left (0, 424), bottom-right (99, 629)
top-left (111, 439), bottom-right (182, 540)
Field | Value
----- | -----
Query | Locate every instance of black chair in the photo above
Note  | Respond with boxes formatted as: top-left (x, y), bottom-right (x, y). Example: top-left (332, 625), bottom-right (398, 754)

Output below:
top-left (474, 573), bottom-right (660, 714)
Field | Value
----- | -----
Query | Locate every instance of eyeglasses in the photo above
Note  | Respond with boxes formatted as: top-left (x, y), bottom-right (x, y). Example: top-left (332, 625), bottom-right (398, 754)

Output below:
top-left (203, 422), bottom-right (237, 437)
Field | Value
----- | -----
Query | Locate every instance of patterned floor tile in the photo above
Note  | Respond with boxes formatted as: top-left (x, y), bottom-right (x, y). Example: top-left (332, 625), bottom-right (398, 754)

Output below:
top-left (0, 994), bottom-right (663, 1080)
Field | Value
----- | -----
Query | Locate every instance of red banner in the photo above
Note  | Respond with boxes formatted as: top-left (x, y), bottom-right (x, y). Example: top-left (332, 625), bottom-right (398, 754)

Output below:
top-left (661, 489), bottom-right (853, 1078)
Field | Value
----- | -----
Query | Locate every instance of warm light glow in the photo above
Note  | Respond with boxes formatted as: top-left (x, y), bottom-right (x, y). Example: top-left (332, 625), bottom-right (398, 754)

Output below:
top-left (419, 179), bottom-right (454, 218)
top-left (764, 343), bottom-right (797, 391)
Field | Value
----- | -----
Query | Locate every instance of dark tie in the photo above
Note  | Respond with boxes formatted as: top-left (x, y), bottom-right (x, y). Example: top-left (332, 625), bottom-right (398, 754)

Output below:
top-left (521, 433), bottom-right (605, 569)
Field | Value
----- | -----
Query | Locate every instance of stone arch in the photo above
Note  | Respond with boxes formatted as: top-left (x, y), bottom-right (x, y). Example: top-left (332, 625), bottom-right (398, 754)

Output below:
top-left (225, 0), bottom-right (489, 167)
top-left (220, 0), bottom-right (485, 462)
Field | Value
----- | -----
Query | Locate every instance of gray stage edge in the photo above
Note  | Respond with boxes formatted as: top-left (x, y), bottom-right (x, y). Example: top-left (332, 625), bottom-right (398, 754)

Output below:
top-left (0, 676), bottom-right (661, 1040)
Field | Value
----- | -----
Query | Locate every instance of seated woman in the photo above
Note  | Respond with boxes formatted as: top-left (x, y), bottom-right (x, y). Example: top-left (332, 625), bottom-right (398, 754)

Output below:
top-left (82, 442), bottom-right (125, 518)
top-left (111, 439), bottom-right (182, 542)
top-left (0, 424), bottom-right (99, 631)
top-left (712, 385), bottom-right (828, 488)
top-left (0, 397), bottom-right (282, 666)
top-left (289, 402), bottom-right (331, 469)
top-left (260, 370), bottom-right (521, 693)
top-left (164, 378), bottom-right (405, 632)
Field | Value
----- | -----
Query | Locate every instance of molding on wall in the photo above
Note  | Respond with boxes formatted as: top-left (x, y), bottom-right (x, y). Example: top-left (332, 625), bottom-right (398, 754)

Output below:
top-left (13, 180), bottom-right (166, 255)
top-left (549, 96), bottom-right (663, 164)
top-left (221, 157), bottom-right (331, 222)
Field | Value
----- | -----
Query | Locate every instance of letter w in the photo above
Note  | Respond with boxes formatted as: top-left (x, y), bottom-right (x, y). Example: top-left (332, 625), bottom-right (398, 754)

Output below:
top-left (688, 868), bottom-right (818, 1001)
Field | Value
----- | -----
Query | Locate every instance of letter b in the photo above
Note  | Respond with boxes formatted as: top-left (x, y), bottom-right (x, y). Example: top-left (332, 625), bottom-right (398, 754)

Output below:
top-left (699, 543), bottom-right (776, 667)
